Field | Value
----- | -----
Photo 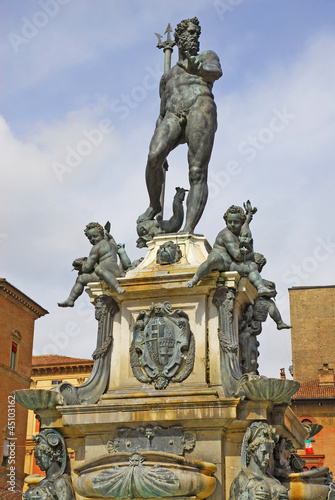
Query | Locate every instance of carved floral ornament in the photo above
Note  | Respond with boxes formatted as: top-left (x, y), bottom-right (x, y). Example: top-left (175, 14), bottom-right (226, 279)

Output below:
top-left (107, 425), bottom-right (196, 456)
top-left (130, 302), bottom-right (195, 390)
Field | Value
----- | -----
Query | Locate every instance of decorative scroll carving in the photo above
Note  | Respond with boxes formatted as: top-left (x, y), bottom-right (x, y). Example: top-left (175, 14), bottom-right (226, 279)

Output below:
top-left (130, 302), bottom-right (194, 390)
top-left (238, 303), bottom-right (263, 374)
top-left (212, 286), bottom-right (242, 397)
top-left (107, 425), bottom-right (195, 456)
top-left (52, 295), bottom-right (119, 405)
top-left (171, 332), bottom-right (195, 383)
top-left (93, 453), bottom-right (179, 499)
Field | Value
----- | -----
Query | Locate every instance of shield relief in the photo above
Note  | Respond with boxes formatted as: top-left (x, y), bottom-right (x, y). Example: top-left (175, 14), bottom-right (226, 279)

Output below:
top-left (130, 302), bottom-right (195, 390)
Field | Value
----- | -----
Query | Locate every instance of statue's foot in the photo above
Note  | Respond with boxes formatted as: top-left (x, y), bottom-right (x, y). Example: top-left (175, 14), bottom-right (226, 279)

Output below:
top-left (116, 286), bottom-right (126, 295)
top-left (257, 285), bottom-right (275, 298)
top-left (58, 299), bottom-right (75, 307)
top-left (137, 206), bottom-right (160, 223)
top-left (277, 321), bottom-right (292, 330)
top-left (185, 277), bottom-right (198, 288)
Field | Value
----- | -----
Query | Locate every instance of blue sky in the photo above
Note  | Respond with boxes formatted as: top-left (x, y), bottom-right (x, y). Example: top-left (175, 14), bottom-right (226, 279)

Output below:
top-left (1, 0), bottom-right (335, 378)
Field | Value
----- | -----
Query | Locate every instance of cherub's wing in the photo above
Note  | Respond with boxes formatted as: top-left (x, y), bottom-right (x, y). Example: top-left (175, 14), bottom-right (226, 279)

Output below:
top-left (105, 221), bottom-right (111, 233)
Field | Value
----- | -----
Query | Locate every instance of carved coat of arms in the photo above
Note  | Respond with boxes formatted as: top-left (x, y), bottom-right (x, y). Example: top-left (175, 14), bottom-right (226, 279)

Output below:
top-left (130, 302), bottom-right (195, 390)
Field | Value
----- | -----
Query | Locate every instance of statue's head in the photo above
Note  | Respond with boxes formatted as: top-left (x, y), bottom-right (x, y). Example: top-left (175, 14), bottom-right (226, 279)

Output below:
top-left (174, 17), bottom-right (201, 55)
top-left (157, 241), bottom-right (182, 265)
top-left (242, 422), bottom-right (279, 471)
top-left (95, 297), bottom-right (102, 320)
top-left (33, 429), bottom-right (66, 474)
top-left (84, 222), bottom-right (104, 245)
top-left (223, 205), bottom-right (246, 236)
top-left (129, 453), bottom-right (145, 467)
top-left (136, 220), bottom-right (161, 248)
top-left (95, 295), bottom-right (116, 321)
top-left (274, 437), bottom-right (293, 469)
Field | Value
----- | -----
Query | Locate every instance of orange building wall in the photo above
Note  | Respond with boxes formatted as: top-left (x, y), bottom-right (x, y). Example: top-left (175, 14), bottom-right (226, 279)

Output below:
top-left (289, 285), bottom-right (335, 476)
top-left (0, 280), bottom-right (47, 499)
top-left (24, 354), bottom-right (93, 482)
top-left (0, 294), bottom-right (35, 375)
top-left (291, 399), bottom-right (335, 474)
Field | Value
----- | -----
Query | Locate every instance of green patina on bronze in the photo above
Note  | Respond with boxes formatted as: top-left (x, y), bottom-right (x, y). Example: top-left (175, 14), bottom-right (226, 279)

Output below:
top-left (137, 17), bottom-right (222, 234)
top-left (93, 453), bottom-right (179, 499)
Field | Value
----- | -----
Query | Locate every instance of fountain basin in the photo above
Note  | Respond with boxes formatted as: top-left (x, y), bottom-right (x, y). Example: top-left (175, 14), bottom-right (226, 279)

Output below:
top-left (75, 451), bottom-right (217, 499)
top-left (11, 389), bottom-right (64, 410)
top-left (283, 467), bottom-right (333, 500)
top-left (235, 376), bottom-right (300, 404)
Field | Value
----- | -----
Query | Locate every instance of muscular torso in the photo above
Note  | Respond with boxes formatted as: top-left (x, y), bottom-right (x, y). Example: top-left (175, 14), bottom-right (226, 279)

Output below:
top-left (213, 228), bottom-right (237, 253)
top-left (229, 469), bottom-right (288, 500)
top-left (162, 51), bottom-right (219, 115)
top-left (213, 228), bottom-right (254, 263)
top-left (92, 239), bottom-right (118, 263)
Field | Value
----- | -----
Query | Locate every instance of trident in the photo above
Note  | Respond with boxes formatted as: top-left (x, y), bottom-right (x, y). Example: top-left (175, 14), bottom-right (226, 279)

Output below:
top-left (154, 24), bottom-right (176, 219)
top-left (155, 23), bottom-right (176, 74)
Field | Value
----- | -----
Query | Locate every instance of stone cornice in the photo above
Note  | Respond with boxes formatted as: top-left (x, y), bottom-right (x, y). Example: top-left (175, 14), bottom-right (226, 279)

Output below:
top-left (32, 362), bottom-right (93, 377)
top-left (0, 279), bottom-right (48, 319)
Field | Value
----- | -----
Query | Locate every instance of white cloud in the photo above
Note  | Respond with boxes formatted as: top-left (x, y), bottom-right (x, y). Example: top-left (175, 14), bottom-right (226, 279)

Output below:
top-left (205, 31), bottom-right (335, 375)
top-left (1, 13), bottom-right (334, 378)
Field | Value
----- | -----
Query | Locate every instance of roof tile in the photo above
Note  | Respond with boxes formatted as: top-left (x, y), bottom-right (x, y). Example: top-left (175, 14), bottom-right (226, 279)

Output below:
top-left (292, 378), bottom-right (335, 399)
top-left (32, 354), bottom-right (93, 366)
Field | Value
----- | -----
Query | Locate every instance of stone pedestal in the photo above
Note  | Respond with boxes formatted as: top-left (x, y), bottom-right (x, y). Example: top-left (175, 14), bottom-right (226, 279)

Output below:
top-left (35, 234), bottom-right (307, 500)
top-left (42, 396), bottom-right (306, 499)
top-left (87, 233), bottom-right (256, 394)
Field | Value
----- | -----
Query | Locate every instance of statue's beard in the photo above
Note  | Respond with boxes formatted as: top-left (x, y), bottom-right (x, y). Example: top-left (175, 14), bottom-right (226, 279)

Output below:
top-left (178, 35), bottom-right (199, 55)
top-left (254, 453), bottom-right (269, 472)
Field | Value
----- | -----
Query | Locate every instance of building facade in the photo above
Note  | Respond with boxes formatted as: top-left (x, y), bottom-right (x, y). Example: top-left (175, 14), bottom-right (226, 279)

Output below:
top-left (289, 285), bottom-right (335, 382)
top-left (0, 278), bottom-right (47, 499)
top-left (25, 355), bottom-right (93, 478)
top-left (289, 286), bottom-right (335, 474)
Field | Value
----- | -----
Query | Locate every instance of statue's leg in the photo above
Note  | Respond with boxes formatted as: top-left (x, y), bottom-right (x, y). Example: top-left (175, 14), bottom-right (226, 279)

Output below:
top-left (58, 275), bottom-right (92, 307)
top-left (95, 265), bottom-right (125, 295)
top-left (268, 300), bottom-right (291, 329)
top-left (186, 252), bottom-right (225, 287)
top-left (184, 98), bottom-right (217, 233)
top-left (248, 264), bottom-right (274, 297)
top-left (138, 116), bottom-right (182, 222)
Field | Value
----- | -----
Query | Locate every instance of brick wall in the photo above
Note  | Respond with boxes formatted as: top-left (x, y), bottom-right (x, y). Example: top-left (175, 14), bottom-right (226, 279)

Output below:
top-left (289, 286), bottom-right (335, 382)
top-left (291, 399), bottom-right (335, 475)
top-left (0, 281), bottom-right (47, 497)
